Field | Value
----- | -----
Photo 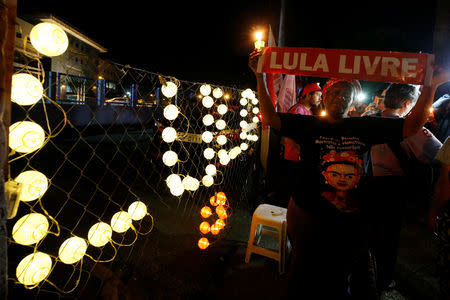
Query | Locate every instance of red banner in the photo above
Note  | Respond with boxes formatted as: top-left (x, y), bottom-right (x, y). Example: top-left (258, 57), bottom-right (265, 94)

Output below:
top-left (257, 47), bottom-right (433, 85)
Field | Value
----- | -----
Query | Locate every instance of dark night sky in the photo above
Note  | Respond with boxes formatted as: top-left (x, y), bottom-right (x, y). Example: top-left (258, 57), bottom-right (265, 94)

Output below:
top-left (17, 0), bottom-right (438, 90)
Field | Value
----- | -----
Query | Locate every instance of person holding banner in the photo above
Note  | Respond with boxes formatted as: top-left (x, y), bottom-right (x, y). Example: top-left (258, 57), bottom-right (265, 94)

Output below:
top-left (248, 47), bottom-right (449, 299)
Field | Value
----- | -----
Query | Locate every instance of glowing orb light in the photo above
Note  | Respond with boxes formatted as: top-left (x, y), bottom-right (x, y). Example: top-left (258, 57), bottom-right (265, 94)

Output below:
top-left (9, 121), bottom-right (45, 154)
top-left (58, 236), bottom-right (87, 264)
top-left (216, 205), bottom-right (228, 219)
top-left (240, 98), bottom-right (248, 106)
top-left (200, 206), bottom-right (212, 218)
top-left (12, 213), bottom-right (49, 246)
top-left (162, 127), bottom-right (177, 143)
top-left (30, 22), bottom-right (68, 57)
top-left (161, 81), bottom-right (178, 98)
top-left (202, 175), bottom-right (214, 187)
top-left (240, 109), bottom-right (248, 117)
top-left (15, 170), bottom-right (48, 202)
top-left (202, 114), bottom-right (214, 126)
top-left (203, 148), bottom-right (215, 160)
top-left (128, 201), bottom-right (147, 221)
top-left (215, 119), bottom-right (226, 130)
top-left (170, 184), bottom-right (184, 196)
top-left (163, 104), bottom-right (179, 120)
top-left (16, 252), bottom-right (52, 286)
top-left (202, 131), bottom-right (213, 143)
top-left (216, 219), bottom-right (226, 229)
top-left (11, 73), bottom-right (44, 106)
top-left (162, 151), bottom-right (178, 167)
top-left (182, 175), bottom-right (199, 191)
top-left (216, 135), bottom-right (227, 145)
top-left (240, 143), bottom-right (249, 151)
top-left (212, 87), bottom-right (223, 98)
top-left (166, 174), bottom-right (182, 189)
top-left (252, 116), bottom-right (260, 123)
top-left (240, 132), bottom-right (247, 140)
top-left (88, 222), bottom-right (112, 247)
top-left (111, 211), bottom-right (133, 233)
top-left (217, 104), bottom-right (228, 115)
top-left (241, 88), bottom-right (254, 99)
top-left (202, 96), bottom-right (214, 108)
top-left (239, 120), bottom-right (248, 130)
top-left (219, 156), bottom-right (230, 165)
top-left (252, 107), bottom-right (260, 114)
top-left (210, 223), bottom-right (220, 235)
top-left (199, 221), bottom-right (211, 234)
top-left (198, 237), bottom-right (209, 250)
top-left (216, 192), bottom-right (227, 205)
top-left (205, 164), bottom-right (217, 176)
top-left (217, 149), bottom-right (228, 160)
top-left (200, 84), bottom-right (211, 96)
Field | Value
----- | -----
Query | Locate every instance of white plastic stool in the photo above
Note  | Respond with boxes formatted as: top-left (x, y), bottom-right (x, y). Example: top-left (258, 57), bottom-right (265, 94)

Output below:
top-left (245, 203), bottom-right (288, 274)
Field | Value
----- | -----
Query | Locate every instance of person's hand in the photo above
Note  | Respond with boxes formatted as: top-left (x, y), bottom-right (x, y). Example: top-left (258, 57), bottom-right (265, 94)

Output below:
top-left (248, 49), bottom-right (263, 75)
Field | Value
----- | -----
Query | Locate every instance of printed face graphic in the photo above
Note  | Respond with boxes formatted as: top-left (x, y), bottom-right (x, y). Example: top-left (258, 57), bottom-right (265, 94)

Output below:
top-left (322, 163), bottom-right (360, 191)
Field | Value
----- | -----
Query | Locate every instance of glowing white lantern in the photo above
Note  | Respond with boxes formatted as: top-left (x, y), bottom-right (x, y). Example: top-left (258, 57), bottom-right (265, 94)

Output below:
top-left (58, 236), bottom-right (87, 264)
top-left (200, 84), bottom-right (212, 96)
top-left (111, 211), bottom-right (133, 233)
top-left (203, 148), bottom-right (215, 160)
top-left (12, 213), bottom-right (49, 246)
top-left (182, 176), bottom-right (200, 191)
top-left (88, 222), bottom-right (112, 247)
top-left (161, 81), bottom-right (178, 98)
top-left (16, 252), bottom-right (52, 286)
top-left (229, 147), bottom-right (241, 159)
top-left (217, 104), bottom-right (228, 115)
top-left (252, 107), bottom-right (260, 114)
top-left (166, 174), bottom-right (182, 189)
top-left (202, 96), bottom-right (214, 108)
top-left (202, 131), bottom-right (213, 143)
top-left (239, 98), bottom-right (248, 106)
top-left (162, 151), bottom-right (178, 167)
top-left (240, 109), bottom-right (248, 117)
top-left (202, 114), bottom-right (214, 126)
top-left (212, 87), bottom-right (223, 98)
top-left (216, 135), bottom-right (227, 145)
top-left (218, 149), bottom-right (228, 159)
top-left (240, 143), bottom-right (249, 150)
top-left (162, 127), bottom-right (177, 143)
top-left (30, 22), bottom-right (68, 57)
top-left (239, 120), bottom-right (248, 130)
top-left (202, 175), bottom-right (214, 187)
top-left (215, 119), bottom-right (226, 130)
top-left (163, 104), bottom-right (179, 120)
top-left (219, 155), bottom-right (230, 165)
top-left (11, 73), bottom-right (43, 106)
top-left (9, 121), bottom-right (45, 154)
top-left (170, 184), bottom-right (184, 196)
top-left (252, 98), bottom-right (259, 105)
top-left (241, 88), bottom-right (254, 99)
top-left (128, 201), bottom-right (147, 221)
top-left (15, 170), bottom-right (48, 202)
top-left (240, 132), bottom-right (247, 140)
top-left (252, 116), bottom-right (260, 123)
top-left (205, 164), bottom-right (217, 176)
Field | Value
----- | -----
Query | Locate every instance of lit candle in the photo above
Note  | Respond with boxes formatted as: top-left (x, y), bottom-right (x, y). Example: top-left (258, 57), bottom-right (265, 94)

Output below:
top-left (254, 31), bottom-right (265, 50)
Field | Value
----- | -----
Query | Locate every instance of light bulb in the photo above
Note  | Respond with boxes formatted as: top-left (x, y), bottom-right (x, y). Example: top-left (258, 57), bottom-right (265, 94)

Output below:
top-left (216, 192), bottom-right (227, 205)
top-left (216, 135), bottom-right (227, 145)
top-left (239, 120), bottom-right (248, 130)
top-left (202, 175), bottom-right (214, 187)
top-left (12, 213), bottom-right (49, 245)
top-left (166, 174), bottom-right (182, 189)
top-left (241, 88), bottom-right (254, 99)
top-left (219, 156), bottom-right (230, 165)
top-left (240, 132), bottom-right (247, 140)
top-left (202, 131), bottom-right (213, 143)
top-left (205, 164), bottom-right (217, 176)
top-left (162, 127), bottom-right (177, 143)
top-left (170, 184), bottom-right (184, 196)
top-left (210, 223), bottom-right (220, 235)
top-left (252, 116), bottom-right (259, 123)
top-left (182, 175), bottom-right (199, 191)
top-left (200, 206), bottom-right (212, 218)
top-left (111, 211), bottom-right (133, 233)
top-left (202, 114), bottom-right (214, 126)
top-left (162, 150), bottom-right (178, 167)
top-left (217, 104), bottom-right (228, 115)
top-left (88, 222), bottom-right (112, 247)
top-left (128, 201), bottom-right (147, 221)
top-left (11, 73), bottom-right (43, 106)
top-left (202, 96), bottom-right (214, 108)
top-left (199, 221), bottom-right (210, 234)
top-left (217, 149), bottom-right (228, 159)
top-left (240, 109), bottom-right (248, 117)
top-left (16, 252), bottom-right (52, 286)
top-left (215, 119), bottom-right (226, 130)
top-left (15, 170), bottom-right (48, 202)
top-left (216, 205), bottom-right (228, 219)
top-left (198, 237), bottom-right (209, 249)
top-left (216, 219), bottom-right (226, 229)
top-left (239, 98), bottom-right (248, 106)
top-left (212, 87), bottom-right (223, 98)
top-left (252, 107), bottom-right (260, 114)
top-left (200, 84), bottom-right (211, 96)
top-left (240, 143), bottom-right (249, 151)
top-left (203, 148), bottom-right (215, 160)
top-left (58, 236), bottom-right (87, 264)
top-left (161, 81), bottom-right (178, 98)
top-left (30, 22), bottom-right (68, 57)
top-left (9, 121), bottom-right (45, 154)
top-left (163, 104), bottom-right (179, 120)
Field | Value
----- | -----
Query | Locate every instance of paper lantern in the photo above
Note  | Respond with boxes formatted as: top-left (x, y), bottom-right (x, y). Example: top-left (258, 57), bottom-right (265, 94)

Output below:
top-left (198, 237), bottom-right (209, 250)
top-left (128, 201), bottom-right (147, 221)
top-left (16, 252), bottom-right (52, 286)
top-left (199, 221), bottom-right (210, 234)
top-left (210, 195), bottom-right (218, 207)
top-left (215, 119), bottom-right (226, 130)
top-left (210, 223), bottom-right (220, 235)
top-left (217, 150), bottom-right (228, 160)
top-left (200, 206), bottom-right (212, 218)
top-left (88, 222), bottom-right (112, 247)
top-left (239, 120), bottom-right (248, 130)
top-left (202, 131), bottom-right (213, 143)
top-left (11, 73), bottom-right (44, 106)
top-left (182, 175), bottom-right (199, 191)
top-left (241, 89), bottom-right (254, 99)
top-left (202, 114), bottom-right (214, 126)
top-left (162, 127), bottom-right (177, 143)
top-left (15, 170), bottom-right (48, 202)
top-left (30, 22), bottom-right (68, 57)
top-left (212, 87), bottom-right (223, 99)
top-left (216, 205), bottom-right (228, 219)
top-left (219, 156), bottom-right (230, 165)
top-left (163, 104), bottom-right (179, 120)
top-left (240, 109), bottom-right (248, 117)
top-left (216, 192), bottom-right (227, 205)
top-left (12, 213), bottom-right (49, 245)
top-left (239, 98), bottom-right (248, 106)
top-left (166, 174), bottom-right (182, 189)
top-left (216, 135), bottom-right (227, 145)
top-left (251, 98), bottom-right (259, 105)
top-left (205, 164), bottom-right (217, 176)
top-left (9, 121), bottom-right (45, 154)
top-left (162, 151), bottom-right (178, 167)
top-left (240, 143), bottom-right (249, 151)
top-left (170, 184), bottom-right (184, 196)
top-left (217, 104), bottom-right (228, 115)
top-left (252, 107), bottom-right (260, 114)
top-left (202, 175), bottom-right (214, 187)
top-left (161, 81), bottom-right (178, 98)
top-left (252, 116), bottom-right (260, 123)
top-left (58, 236), bottom-right (87, 264)
top-left (202, 96), bottom-right (214, 108)
top-left (215, 219), bottom-right (226, 229)
top-left (240, 132), bottom-right (247, 140)
top-left (203, 148), bottom-right (215, 160)
top-left (200, 84), bottom-right (211, 96)
top-left (111, 211), bottom-right (133, 233)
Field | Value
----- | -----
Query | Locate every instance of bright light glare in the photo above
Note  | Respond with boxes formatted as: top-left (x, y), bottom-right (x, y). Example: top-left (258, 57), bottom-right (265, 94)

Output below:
top-left (357, 93), bottom-right (366, 102)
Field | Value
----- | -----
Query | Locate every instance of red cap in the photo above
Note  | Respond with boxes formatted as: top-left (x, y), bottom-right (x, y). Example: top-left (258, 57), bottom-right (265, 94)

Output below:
top-left (300, 83), bottom-right (322, 97)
